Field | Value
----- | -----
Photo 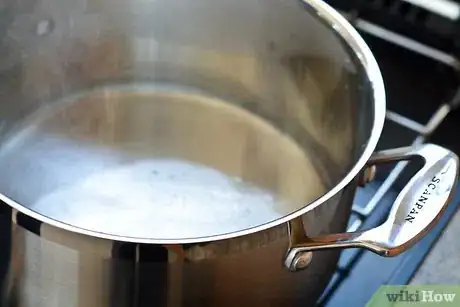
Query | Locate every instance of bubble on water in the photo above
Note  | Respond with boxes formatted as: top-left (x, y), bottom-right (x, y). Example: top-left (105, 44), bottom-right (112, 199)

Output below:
top-left (36, 19), bottom-right (54, 36)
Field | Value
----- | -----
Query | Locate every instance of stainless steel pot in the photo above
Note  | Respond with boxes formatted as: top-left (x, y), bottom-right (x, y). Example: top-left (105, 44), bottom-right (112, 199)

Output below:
top-left (0, 0), bottom-right (458, 306)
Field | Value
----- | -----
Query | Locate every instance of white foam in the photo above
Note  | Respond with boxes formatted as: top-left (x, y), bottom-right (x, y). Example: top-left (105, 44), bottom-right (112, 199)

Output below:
top-left (32, 159), bottom-right (285, 239)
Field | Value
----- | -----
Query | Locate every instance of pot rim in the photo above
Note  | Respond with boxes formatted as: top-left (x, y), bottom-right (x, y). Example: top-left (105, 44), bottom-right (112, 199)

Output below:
top-left (1, 0), bottom-right (386, 244)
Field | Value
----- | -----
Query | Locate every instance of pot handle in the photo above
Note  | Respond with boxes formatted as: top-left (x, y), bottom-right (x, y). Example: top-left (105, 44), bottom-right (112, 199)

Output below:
top-left (285, 143), bottom-right (459, 272)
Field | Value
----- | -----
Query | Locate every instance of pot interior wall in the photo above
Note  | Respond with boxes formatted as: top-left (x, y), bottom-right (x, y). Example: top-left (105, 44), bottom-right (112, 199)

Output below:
top-left (0, 0), bottom-right (376, 240)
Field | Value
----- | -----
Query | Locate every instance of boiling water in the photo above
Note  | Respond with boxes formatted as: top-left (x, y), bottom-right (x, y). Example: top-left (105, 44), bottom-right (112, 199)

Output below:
top-left (0, 84), bottom-right (325, 239)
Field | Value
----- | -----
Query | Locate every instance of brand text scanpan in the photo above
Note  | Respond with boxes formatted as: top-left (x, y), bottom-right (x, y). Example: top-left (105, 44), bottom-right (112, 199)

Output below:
top-left (405, 175), bottom-right (441, 223)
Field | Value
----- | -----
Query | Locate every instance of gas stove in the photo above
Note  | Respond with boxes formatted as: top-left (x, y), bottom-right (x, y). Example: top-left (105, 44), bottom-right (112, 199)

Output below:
top-left (318, 0), bottom-right (460, 306)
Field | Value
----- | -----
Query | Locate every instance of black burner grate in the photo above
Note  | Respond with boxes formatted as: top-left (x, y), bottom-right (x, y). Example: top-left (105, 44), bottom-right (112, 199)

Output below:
top-left (317, 3), bottom-right (460, 305)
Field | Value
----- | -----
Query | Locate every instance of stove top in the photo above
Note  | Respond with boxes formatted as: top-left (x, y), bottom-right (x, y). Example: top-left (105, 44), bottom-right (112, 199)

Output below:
top-left (318, 1), bottom-right (460, 306)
